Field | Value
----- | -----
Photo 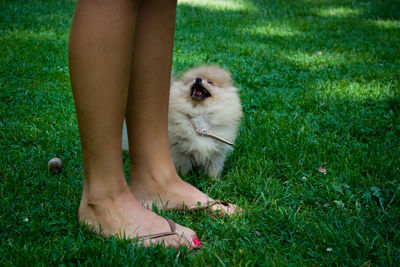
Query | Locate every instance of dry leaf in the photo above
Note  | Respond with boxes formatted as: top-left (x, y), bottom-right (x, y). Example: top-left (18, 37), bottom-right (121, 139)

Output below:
top-left (318, 162), bottom-right (327, 174)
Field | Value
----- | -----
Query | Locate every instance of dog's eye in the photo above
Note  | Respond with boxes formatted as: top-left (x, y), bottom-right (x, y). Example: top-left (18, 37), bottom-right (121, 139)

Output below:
top-left (208, 81), bottom-right (213, 85)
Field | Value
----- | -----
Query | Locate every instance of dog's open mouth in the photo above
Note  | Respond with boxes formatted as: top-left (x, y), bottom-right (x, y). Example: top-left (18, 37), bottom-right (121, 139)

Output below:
top-left (191, 78), bottom-right (211, 100)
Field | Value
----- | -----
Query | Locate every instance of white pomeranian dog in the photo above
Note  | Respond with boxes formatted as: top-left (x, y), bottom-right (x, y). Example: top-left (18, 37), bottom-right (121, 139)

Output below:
top-left (122, 65), bottom-right (242, 178)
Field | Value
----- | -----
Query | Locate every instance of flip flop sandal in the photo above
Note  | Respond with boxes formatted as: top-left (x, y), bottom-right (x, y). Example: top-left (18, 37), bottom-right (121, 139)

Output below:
top-left (182, 200), bottom-right (243, 216)
top-left (135, 218), bottom-right (201, 249)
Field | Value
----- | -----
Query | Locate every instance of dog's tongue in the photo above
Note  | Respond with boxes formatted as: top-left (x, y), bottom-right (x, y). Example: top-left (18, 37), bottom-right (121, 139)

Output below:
top-left (194, 90), bottom-right (202, 96)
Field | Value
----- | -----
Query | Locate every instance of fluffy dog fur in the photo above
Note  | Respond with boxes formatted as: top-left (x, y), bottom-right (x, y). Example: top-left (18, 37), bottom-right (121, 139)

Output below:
top-left (122, 65), bottom-right (242, 178)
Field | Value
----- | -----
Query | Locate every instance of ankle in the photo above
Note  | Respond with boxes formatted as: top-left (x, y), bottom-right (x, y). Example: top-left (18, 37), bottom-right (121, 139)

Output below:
top-left (129, 165), bottom-right (181, 188)
top-left (88, 187), bottom-right (131, 205)
top-left (82, 178), bottom-right (131, 206)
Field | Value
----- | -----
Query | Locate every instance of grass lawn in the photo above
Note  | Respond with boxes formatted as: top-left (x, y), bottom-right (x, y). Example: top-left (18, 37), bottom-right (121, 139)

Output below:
top-left (1, 0), bottom-right (400, 265)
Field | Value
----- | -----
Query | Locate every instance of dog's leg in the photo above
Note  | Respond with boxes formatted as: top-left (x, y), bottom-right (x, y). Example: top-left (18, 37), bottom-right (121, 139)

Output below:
top-left (205, 156), bottom-right (225, 179)
top-left (207, 165), bottom-right (222, 179)
top-left (208, 148), bottom-right (233, 179)
top-left (171, 153), bottom-right (193, 175)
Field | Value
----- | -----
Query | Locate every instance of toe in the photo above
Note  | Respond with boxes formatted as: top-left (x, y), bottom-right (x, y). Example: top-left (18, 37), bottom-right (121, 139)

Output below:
top-left (211, 202), bottom-right (242, 216)
top-left (140, 221), bottom-right (200, 249)
top-left (174, 223), bottom-right (201, 249)
top-left (152, 235), bottom-right (194, 249)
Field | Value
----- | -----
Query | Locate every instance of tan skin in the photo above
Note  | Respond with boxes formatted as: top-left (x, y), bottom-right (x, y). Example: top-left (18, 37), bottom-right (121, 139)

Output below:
top-left (69, 0), bottom-right (237, 248)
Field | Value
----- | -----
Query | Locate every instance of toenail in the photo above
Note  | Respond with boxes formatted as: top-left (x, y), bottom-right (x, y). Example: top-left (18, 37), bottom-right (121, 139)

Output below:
top-left (193, 238), bottom-right (201, 246)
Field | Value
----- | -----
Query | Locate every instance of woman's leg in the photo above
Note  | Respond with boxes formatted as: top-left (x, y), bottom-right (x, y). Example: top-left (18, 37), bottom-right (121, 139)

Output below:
top-left (69, 0), bottom-right (198, 247)
top-left (125, 0), bottom-right (236, 214)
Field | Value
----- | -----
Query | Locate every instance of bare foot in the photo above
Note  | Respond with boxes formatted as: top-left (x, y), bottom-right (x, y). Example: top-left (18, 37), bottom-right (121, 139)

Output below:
top-left (78, 188), bottom-right (200, 248)
top-left (128, 169), bottom-right (239, 216)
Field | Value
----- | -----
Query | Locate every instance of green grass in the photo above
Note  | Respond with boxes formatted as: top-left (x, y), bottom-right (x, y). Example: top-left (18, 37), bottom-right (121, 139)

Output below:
top-left (1, 0), bottom-right (399, 265)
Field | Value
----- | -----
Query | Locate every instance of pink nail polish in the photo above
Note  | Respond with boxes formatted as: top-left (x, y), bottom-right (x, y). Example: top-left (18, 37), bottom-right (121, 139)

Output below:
top-left (193, 238), bottom-right (201, 246)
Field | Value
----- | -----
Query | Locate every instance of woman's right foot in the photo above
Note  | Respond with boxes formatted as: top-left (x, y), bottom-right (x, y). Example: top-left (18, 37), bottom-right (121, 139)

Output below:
top-left (78, 188), bottom-right (200, 248)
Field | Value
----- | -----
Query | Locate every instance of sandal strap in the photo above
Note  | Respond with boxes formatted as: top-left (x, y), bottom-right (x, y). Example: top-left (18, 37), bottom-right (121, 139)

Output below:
top-left (186, 199), bottom-right (230, 210)
top-left (165, 218), bottom-right (177, 232)
top-left (136, 218), bottom-right (179, 241)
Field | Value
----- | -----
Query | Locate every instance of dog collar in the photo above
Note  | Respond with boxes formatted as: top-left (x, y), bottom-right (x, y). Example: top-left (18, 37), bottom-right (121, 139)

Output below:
top-left (187, 114), bottom-right (234, 146)
top-left (194, 127), bottom-right (234, 146)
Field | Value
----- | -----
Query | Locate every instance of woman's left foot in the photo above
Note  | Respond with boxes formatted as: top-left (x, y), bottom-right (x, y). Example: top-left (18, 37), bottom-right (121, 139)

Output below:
top-left (129, 169), bottom-right (240, 216)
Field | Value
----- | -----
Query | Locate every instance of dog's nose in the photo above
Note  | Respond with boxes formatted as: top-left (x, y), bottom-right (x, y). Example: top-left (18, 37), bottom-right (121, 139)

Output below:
top-left (195, 77), bottom-right (202, 84)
